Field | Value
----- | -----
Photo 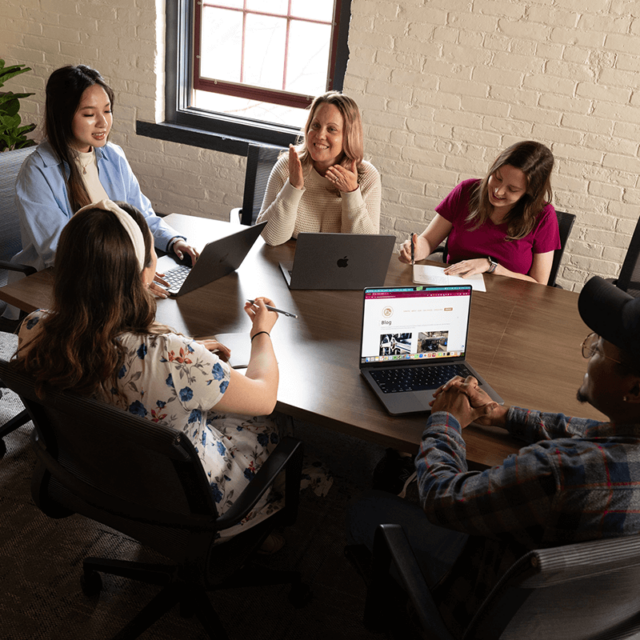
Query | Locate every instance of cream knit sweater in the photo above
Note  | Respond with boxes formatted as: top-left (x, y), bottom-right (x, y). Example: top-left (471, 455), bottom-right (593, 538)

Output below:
top-left (256, 155), bottom-right (381, 246)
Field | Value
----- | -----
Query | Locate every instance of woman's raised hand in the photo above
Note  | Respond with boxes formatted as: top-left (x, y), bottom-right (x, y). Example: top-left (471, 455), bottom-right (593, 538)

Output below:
top-left (289, 145), bottom-right (304, 190)
top-left (325, 159), bottom-right (358, 193)
top-left (244, 297), bottom-right (279, 338)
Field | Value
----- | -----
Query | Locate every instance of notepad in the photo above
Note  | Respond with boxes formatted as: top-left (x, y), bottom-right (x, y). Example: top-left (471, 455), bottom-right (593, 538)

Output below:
top-left (193, 333), bottom-right (251, 369)
top-left (413, 265), bottom-right (486, 292)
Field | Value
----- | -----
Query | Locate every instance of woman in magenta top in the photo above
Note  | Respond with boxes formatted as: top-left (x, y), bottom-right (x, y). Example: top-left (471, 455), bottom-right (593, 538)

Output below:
top-left (399, 141), bottom-right (560, 285)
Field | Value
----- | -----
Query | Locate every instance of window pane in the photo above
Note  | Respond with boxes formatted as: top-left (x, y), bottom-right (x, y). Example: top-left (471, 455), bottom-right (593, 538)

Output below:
top-left (204, 0), bottom-right (243, 9)
top-left (200, 8), bottom-right (242, 83)
top-left (194, 90), bottom-right (308, 128)
top-left (286, 21), bottom-right (331, 96)
top-left (246, 0), bottom-right (288, 14)
top-left (290, 0), bottom-right (334, 22)
top-left (244, 14), bottom-right (287, 91)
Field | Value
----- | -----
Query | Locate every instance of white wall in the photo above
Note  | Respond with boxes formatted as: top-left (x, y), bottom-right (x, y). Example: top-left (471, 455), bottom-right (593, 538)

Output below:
top-left (2, 0), bottom-right (639, 289)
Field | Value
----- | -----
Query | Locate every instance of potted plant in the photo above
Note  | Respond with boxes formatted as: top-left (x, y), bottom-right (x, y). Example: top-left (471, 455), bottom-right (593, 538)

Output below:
top-left (0, 59), bottom-right (36, 152)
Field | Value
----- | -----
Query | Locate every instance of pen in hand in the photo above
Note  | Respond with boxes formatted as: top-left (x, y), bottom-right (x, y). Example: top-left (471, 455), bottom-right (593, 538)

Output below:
top-left (410, 233), bottom-right (415, 265)
top-left (246, 299), bottom-right (298, 319)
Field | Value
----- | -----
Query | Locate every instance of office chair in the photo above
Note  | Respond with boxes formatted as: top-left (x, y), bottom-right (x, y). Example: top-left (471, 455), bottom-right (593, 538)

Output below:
top-left (360, 523), bottom-right (640, 640)
top-left (608, 215), bottom-right (640, 298)
top-left (0, 358), bottom-right (309, 639)
top-left (426, 209), bottom-right (576, 288)
top-left (230, 144), bottom-right (285, 226)
top-left (0, 147), bottom-right (36, 458)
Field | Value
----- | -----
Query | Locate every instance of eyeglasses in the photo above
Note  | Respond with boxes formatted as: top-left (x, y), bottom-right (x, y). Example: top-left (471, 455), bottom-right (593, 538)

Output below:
top-left (581, 332), bottom-right (622, 364)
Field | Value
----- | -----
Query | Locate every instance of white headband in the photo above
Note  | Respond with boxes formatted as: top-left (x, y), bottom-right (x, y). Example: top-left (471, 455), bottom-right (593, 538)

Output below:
top-left (75, 199), bottom-right (146, 272)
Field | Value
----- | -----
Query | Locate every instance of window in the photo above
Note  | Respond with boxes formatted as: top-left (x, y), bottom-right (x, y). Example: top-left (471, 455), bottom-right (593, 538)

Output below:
top-left (194, 1), bottom-right (343, 128)
top-left (147, 0), bottom-right (352, 152)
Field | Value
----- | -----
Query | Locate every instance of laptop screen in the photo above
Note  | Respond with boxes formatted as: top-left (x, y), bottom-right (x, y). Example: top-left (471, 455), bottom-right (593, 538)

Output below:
top-left (360, 285), bottom-right (472, 365)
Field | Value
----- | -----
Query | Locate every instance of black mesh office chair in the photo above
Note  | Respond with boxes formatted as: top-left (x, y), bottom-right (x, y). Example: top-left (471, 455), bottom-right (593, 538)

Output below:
top-left (230, 144), bottom-right (285, 226)
top-left (0, 147), bottom-right (36, 457)
top-left (427, 210), bottom-right (575, 287)
top-left (0, 358), bottom-right (308, 639)
top-left (608, 216), bottom-right (640, 298)
top-left (361, 523), bottom-right (640, 640)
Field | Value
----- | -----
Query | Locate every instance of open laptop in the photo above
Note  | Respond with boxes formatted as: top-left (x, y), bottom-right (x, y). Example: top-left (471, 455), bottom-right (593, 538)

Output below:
top-left (359, 284), bottom-right (503, 415)
top-left (279, 233), bottom-right (396, 290)
top-left (161, 221), bottom-right (267, 297)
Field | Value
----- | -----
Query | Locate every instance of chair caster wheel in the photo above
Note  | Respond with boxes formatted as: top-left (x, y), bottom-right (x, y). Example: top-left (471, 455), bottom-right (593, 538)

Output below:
top-left (81, 570), bottom-right (103, 596)
top-left (288, 583), bottom-right (312, 608)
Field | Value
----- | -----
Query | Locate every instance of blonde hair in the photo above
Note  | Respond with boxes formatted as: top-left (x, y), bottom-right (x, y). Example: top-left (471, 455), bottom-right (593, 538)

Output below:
top-left (296, 91), bottom-right (364, 179)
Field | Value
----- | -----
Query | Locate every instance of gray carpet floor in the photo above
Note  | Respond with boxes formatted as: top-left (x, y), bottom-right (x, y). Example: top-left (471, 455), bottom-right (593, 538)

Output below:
top-left (0, 331), bottom-right (393, 640)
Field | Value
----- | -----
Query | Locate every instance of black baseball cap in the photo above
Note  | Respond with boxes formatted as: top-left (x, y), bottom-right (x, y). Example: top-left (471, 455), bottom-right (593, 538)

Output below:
top-left (578, 276), bottom-right (640, 359)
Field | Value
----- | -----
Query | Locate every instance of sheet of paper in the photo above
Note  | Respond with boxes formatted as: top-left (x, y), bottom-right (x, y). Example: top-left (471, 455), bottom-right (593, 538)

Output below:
top-left (412, 264), bottom-right (486, 292)
top-left (193, 332), bottom-right (251, 369)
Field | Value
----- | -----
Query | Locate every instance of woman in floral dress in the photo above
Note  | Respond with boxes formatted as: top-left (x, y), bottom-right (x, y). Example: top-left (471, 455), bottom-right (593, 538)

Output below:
top-left (14, 200), bottom-right (282, 542)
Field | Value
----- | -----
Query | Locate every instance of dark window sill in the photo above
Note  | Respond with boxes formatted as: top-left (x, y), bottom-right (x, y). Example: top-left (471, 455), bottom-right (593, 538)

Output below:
top-left (136, 118), bottom-right (297, 157)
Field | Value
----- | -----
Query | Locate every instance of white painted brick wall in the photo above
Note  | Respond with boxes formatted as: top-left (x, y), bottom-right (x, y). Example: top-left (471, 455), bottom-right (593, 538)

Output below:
top-left (344, 0), bottom-right (640, 290)
top-left (2, 0), bottom-right (640, 289)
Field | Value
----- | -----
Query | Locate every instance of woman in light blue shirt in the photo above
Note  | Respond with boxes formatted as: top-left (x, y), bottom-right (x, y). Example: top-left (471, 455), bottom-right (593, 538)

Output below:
top-left (12, 65), bottom-right (198, 294)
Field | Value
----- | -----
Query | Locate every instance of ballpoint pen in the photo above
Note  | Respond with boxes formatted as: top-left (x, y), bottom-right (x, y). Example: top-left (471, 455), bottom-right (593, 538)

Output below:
top-left (246, 299), bottom-right (298, 319)
top-left (410, 233), bottom-right (414, 265)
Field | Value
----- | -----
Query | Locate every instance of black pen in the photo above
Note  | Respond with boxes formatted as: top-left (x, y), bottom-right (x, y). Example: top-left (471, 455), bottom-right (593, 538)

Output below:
top-left (246, 299), bottom-right (298, 319)
top-left (410, 233), bottom-right (415, 265)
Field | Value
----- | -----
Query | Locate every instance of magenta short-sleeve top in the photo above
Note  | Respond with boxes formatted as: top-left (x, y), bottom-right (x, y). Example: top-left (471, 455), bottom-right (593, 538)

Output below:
top-left (435, 179), bottom-right (561, 276)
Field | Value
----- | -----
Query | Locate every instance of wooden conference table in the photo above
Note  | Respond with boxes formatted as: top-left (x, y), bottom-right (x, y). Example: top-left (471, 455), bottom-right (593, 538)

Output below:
top-left (0, 214), bottom-right (605, 469)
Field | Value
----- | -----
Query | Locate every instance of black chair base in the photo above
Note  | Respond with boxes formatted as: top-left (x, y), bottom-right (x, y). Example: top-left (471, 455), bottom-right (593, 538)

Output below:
top-left (82, 555), bottom-right (309, 640)
top-left (0, 408), bottom-right (30, 458)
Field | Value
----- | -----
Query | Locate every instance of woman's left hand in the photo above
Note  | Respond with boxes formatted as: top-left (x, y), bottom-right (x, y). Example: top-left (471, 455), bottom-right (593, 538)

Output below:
top-left (171, 239), bottom-right (200, 264)
top-left (150, 272), bottom-right (169, 298)
top-left (325, 159), bottom-right (359, 193)
top-left (197, 338), bottom-right (231, 362)
top-left (444, 258), bottom-right (490, 278)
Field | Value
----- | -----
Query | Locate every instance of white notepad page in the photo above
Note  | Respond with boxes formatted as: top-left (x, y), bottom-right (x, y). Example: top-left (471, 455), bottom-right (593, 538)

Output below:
top-left (412, 265), bottom-right (486, 292)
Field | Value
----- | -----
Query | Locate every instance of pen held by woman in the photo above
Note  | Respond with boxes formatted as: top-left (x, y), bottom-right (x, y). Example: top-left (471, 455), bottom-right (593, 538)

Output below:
top-left (246, 299), bottom-right (298, 319)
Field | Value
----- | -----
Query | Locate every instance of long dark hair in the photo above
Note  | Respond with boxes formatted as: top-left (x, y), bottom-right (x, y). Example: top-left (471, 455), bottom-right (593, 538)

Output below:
top-left (13, 202), bottom-right (160, 399)
top-left (467, 141), bottom-right (554, 240)
top-left (44, 65), bottom-right (115, 212)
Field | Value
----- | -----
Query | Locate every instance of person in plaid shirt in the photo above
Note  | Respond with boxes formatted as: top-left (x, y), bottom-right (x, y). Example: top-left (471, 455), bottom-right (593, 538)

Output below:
top-left (348, 275), bottom-right (640, 637)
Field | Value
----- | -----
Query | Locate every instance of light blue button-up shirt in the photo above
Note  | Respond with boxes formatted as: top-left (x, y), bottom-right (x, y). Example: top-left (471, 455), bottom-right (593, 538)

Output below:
top-left (12, 140), bottom-right (182, 271)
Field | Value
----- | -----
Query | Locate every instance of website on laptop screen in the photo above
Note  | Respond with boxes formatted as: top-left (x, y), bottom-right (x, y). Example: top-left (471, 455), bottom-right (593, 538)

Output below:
top-left (360, 286), bottom-right (472, 365)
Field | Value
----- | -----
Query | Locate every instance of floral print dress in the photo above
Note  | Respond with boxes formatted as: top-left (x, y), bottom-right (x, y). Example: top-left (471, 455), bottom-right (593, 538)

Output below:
top-left (18, 311), bottom-right (282, 541)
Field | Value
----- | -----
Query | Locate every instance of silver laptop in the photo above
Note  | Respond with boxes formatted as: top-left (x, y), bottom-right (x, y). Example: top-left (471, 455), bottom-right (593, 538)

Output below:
top-left (162, 221), bottom-right (267, 297)
top-left (279, 233), bottom-right (396, 290)
top-left (359, 285), bottom-right (503, 416)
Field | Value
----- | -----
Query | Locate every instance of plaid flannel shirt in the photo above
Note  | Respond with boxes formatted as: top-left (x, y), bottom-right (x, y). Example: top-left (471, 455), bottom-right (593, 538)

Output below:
top-left (416, 407), bottom-right (640, 637)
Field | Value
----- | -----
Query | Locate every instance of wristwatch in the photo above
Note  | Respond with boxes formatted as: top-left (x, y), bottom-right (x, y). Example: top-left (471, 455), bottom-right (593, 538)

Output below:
top-left (487, 256), bottom-right (498, 274)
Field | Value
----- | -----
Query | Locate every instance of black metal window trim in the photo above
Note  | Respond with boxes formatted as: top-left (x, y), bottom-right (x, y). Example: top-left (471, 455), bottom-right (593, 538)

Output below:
top-left (136, 0), bottom-right (352, 156)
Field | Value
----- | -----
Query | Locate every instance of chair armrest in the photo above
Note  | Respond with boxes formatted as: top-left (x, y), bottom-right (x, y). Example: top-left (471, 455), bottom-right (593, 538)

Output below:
top-left (365, 524), bottom-right (455, 640)
top-left (0, 260), bottom-right (36, 276)
top-left (215, 436), bottom-right (303, 530)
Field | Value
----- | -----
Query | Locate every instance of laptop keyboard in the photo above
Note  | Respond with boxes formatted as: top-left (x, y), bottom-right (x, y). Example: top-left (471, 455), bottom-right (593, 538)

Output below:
top-left (370, 364), bottom-right (472, 394)
top-left (163, 265), bottom-right (191, 292)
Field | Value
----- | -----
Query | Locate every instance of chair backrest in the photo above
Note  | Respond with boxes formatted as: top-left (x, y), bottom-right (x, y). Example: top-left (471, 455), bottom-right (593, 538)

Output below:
top-left (0, 147), bottom-right (33, 287)
top-left (467, 534), bottom-right (640, 639)
top-left (615, 216), bottom-right (640, 296)
top-left (0, 358), bottom-right (220, 563)
top-left (547, 209), bottom-right (575, 287)
top-left (239, 144), bottom-right (285, 226)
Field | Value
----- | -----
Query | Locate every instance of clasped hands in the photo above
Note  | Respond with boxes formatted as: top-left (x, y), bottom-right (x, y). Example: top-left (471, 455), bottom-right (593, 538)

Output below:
top-left (289, 145), bottom-right (358, 193)
top-left (430, 375), bottom-right (507, 429)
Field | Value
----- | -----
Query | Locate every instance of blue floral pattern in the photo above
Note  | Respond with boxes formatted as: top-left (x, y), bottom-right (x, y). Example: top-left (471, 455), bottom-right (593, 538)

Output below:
top-left (18, 311), bottom-right (283, 542)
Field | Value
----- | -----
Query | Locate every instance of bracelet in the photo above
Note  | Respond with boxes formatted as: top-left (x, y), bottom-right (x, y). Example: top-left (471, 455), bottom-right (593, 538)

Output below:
top-left (251, 331), bottom-right (271, 342)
